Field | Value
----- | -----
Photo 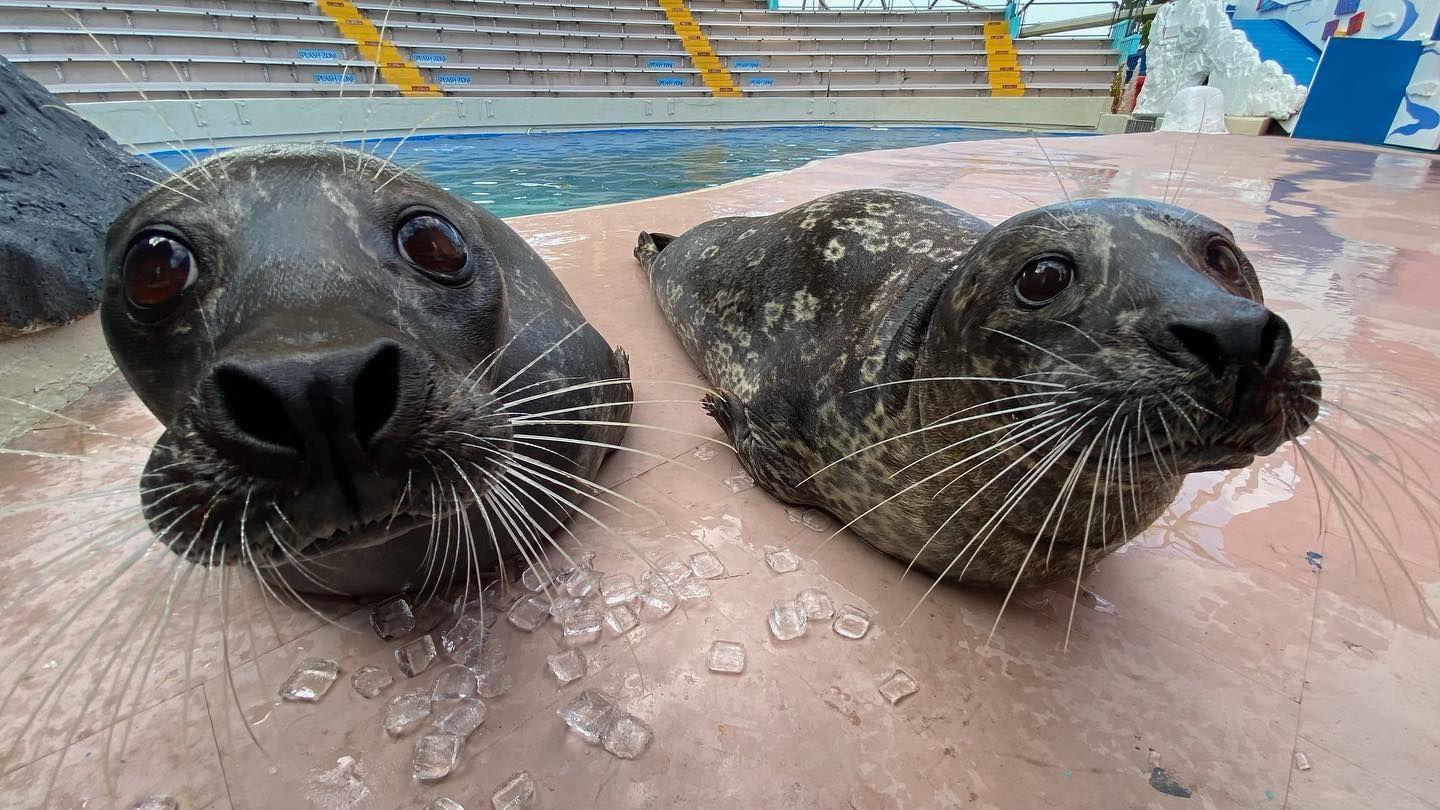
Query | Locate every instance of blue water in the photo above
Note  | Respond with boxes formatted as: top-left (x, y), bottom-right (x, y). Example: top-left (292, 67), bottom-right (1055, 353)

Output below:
top-left (154, 125), bottom-right (1055, 218)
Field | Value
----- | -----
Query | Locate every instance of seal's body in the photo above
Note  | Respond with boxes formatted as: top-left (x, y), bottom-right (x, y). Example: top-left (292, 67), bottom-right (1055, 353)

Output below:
top-left (638, 189), bottom-right (1320, 588)
top-left (102, 144), bottom-right (630, 595)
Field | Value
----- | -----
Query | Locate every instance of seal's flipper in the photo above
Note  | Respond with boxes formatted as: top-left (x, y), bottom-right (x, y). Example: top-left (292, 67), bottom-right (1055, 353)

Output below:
top-left (609, 346), bottom-right (634, 429)
top-left (702, 390), bottom-right (804, 504)
top-left (634, 231), bottom-right (676, 274)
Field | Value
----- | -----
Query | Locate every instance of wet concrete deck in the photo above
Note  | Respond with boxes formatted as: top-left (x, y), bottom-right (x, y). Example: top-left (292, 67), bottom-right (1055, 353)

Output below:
top-left (1, 132), bottom-right (1438, 809)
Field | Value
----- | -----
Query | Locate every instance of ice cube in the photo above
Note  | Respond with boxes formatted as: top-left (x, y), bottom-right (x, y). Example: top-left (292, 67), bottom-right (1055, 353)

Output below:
top-left (600, 573), bottom-right (638, 606)
top-left (723, 472), bottom-right (755, 493)
top-left (1294, 751), bottom-right (1311, 771)
top-left (707, 640), bottom-right (746, 674)
top-left (767, 600), bottom-right (808, 641)
top-left (657, 556), bottom-right (691, 584)
top-left (635, 585), bottom-right (678, 621)
top-left (395, 635), bottom-right (438, 677)
top-left (451, 634), bottom-right (506, 673)
top-left (371, 597), bottom-right (416, 640)
top-left (279, 657), bottom-right (339, 702)
top-left (432, 696), bottom-right (487, 739)
top-left (556, 690), bottom-right (619, 743)
top-left (692, 445), bottom-right (718, 461)
top-left (384, 690), bottom-right (432, 737)
top-left (491, 770), bottom-right (537, 810)
top-left (131, 796), bottom-right (178, 810)
top-left (520, 563), bottom-right (554, 592)
top-left (600, 712), bottom-right (654, 759)
top-left (547, 596), bottom-right (584, 622)
top-left (604, 604), bottom-right (639, 635)
top-left (786, 507), bottom-right (832, 532)
top-left (764, 547), bottom-right (800, 574)
top-left (507, 593), bottom-right (551, 632)
top-left (440, 615), bottom-right (483, 654)
top-left (797, 588), bottom-right (835, 620)
top-left (476, 669), bottom-right (512, 699)
top-left (426, 799), bottom-right (464, 810)
top-left (547, 648), bottom-right (587, 684)
top-left (563, 566), bottom-right (600, 598)
top-left (831, 604), bottom-right (871, 639)
top-left (350, 664), bottom-right (393, 699)
top-left (688, 550), bottom-right (726, 579)
top-left (562, 606), bottom-right (603, 646)
top-left (412, 733), bottom-right (461, 783)
top-left (431, 665), bottom-right (478, 701)
top-left (554, 549), bottom-right (595, 576)
top-left (878, 670), bottom-right (918, 705)
top-left (673, 577), bottom-right (711, 602)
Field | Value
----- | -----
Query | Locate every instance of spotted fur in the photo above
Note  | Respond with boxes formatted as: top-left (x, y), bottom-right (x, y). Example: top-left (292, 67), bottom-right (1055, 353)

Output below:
top-left (638, 190), bottom-right (1320, 587)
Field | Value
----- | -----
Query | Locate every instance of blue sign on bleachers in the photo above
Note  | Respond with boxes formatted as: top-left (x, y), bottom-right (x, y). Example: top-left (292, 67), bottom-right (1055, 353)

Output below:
top-left (733, 60), bottom-right (762, 70)
top-left (647, 59), bottom-right (676, 69)
top-left (313, 73), bottom-right (356, 84)
top-left (746, 76), bottom-right (775, 86)
top-left (656, 77), bottom-right (686, 86)
top-left (413, 53), bottom-right (448, 65)
top-left (436, 74), bottom-right (472, 85)
top-left (297, 49), bottom-right (339, 60)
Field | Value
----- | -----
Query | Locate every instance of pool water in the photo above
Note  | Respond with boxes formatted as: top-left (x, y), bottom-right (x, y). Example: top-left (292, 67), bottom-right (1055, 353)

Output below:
top-left (155, 125), bottom-right (1054, 218)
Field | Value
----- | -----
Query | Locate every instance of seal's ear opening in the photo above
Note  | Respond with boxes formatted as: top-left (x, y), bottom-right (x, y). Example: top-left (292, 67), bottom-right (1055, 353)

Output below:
top-left (634, 231), bottom-right (676, 271)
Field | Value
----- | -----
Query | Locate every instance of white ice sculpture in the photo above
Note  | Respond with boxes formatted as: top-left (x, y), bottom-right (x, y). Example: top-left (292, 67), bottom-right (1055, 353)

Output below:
top-left (1135, 0), bottom-right (1308, 120)
top-left (1159, 86), bottom-right (1230, 132)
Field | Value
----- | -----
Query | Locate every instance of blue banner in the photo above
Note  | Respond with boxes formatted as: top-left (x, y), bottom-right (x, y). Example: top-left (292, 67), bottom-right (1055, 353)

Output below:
top-left (656, 77), bottom-right (686, 86)
top-left (436, 74), bottom-right (472, 85)
top-left (733, 59), bottom-right (762, 70)
top-left (412, 53), bottom-right (447, 64)
top-left (746, 76), bottom-right (775, 86)
top-left (297, 49), bottom-right (339, 60)
top-left (647, 59), bottom-right (676, 69)
top-left (313, 73), bottom-right (356, 84)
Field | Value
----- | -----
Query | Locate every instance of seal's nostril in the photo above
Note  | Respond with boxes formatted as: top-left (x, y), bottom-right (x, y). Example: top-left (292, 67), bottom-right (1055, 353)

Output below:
top-left (1258, 313), bottom-right (1292, 377)
top-left (1168, 323), bottom-right (1228, 377)
top-left (353, 342), bottom-right (401, 450)
top-left (1167, 305), bottom-right (1286, 378)
top-left (214, 366), bottom-right (306, 454)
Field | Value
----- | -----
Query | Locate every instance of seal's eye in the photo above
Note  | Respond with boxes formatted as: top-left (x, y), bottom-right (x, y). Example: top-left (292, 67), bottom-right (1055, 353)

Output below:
top-left (1013, 255), bottom-right (1074, 308)
top-left (1206, 239), bottom-right (1243, 281)
top-left (397, 213), bottom-right (470, 284)
top-left (123, 232), bottom-right (197, 320)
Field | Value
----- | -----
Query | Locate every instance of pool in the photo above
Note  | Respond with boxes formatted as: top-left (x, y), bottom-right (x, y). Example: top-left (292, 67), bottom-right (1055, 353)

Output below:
top-left (154, 125), bottom-right (1063, 217)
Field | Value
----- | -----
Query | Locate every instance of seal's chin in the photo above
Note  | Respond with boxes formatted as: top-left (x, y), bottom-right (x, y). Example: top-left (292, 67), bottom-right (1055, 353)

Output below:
top-left (282, 514), bottom-right (436, 563)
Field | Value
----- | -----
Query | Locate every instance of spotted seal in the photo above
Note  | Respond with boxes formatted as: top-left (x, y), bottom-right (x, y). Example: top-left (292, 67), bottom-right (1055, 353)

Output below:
top-left (101, 143), bottom-right (631, 596)
top-left (636, 189), bottom-right (1321, 589)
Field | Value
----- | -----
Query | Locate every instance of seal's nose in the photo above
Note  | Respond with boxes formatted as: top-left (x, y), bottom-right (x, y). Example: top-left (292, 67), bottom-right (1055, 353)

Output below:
top-left (202, 340), bottom-right (426, 474)
top-left (1166, 302), bottom-right (1292, 380)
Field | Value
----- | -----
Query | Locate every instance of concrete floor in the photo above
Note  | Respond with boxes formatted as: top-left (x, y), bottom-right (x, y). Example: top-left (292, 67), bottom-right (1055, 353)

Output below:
top-left (0, 132), bottom-right (1438, 809)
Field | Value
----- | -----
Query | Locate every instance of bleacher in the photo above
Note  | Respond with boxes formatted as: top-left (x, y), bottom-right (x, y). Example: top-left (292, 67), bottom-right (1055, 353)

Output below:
top-left (0, 0), bottom-right (1118, 100)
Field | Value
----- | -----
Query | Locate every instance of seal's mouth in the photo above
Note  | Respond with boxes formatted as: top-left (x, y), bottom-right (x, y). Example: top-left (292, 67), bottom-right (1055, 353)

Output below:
top-left (284, 513), bottom-right (437, 562)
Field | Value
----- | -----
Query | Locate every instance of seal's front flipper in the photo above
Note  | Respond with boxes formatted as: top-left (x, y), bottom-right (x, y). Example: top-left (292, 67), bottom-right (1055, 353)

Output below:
top-left (634, 231), bottom-right (676, 274)
top-left (602, 346), bottom-right (634, 450)
top-left (702, 390), bottom-right (803, 503)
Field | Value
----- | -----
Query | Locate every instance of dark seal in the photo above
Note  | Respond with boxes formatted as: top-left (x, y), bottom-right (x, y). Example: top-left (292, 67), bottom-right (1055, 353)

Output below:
top-left (637, 189), bottom-right (1320, 591)
top-left (102, 144), bottom-right (631, 596)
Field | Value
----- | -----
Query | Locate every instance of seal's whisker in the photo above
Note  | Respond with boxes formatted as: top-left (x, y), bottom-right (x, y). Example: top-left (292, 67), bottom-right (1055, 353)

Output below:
top-left (980, 327), bottom-right (1094, 375)
top-left (906, 416), bottom-right (1096, 627)
top-left (491, 322), bottom-right (592, 398)
top-left (217, 562), bottom-right (268, 758)
top-left (508, 418), bottom-right (732, 449)
top-left (1064, 420), bottom-right (1112, 652)
top-left (502, 399), bottom-right (708, 421)
top-left (480, 442), bottom-right (652, 520)
top-left (1045, 422), bottom-right (1107, 567)
top-left (888, 403), bottom-right (1077, 481)
top-left (487, 374), bottom-right (590, 406)
top-left (64, 13), bottom-right (210, 181)
top-left (124, 171), bottom-right (204, 205)
top-left (1029, 136), bottom-right (1073, 207)
top-left (988, 425), bottom-right (1097, 639)
top-left (0, 447), bottom-right (146, 467)
top-left (1308, 421), bottom-right (1440, 562)
top-left (799, 401), bottom-right (1060, 487)
top-left (37, 103), bottom-right (195, 189)
top-left (932, 405), bottom-right (1102, 499)
top-left (374, 109), bottom-right (450, 181)
top-left (496, 377), bottom-right (717, 411)
top-left (849, 375), bottom-right (1070, 394)
top-left (1293, 443), bottom-right (1439, 630)
top-left (354, 0), bottom-right (401, 170)
top-left (1048, 318), bottom-right (1105, 350)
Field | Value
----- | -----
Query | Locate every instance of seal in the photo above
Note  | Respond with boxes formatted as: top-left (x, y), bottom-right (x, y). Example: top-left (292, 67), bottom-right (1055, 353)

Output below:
top-left (636, 189), bottom-right (1321, 590)
top-left (101, 143), bottom-right (632, 596)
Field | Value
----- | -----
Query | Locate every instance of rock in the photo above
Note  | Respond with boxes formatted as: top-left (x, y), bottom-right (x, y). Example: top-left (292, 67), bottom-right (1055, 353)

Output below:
top-left (0, 56), bottom-right (161, 337)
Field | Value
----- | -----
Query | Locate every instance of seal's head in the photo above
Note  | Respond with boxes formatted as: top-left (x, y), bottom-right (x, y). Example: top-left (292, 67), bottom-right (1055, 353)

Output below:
top-left (924, 197), bottom-right (1321, 475)
top-left (101, 144), bottom-right (514, 580)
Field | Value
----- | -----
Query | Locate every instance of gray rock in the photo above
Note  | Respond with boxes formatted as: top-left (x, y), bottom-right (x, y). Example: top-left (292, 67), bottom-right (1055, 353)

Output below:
top-left (0, 56), bottom-right (161, 337)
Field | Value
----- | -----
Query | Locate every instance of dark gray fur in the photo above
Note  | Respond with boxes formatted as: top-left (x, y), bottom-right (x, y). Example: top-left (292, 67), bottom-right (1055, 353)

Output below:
top-left (103, 144), bottom-right (630, 595)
